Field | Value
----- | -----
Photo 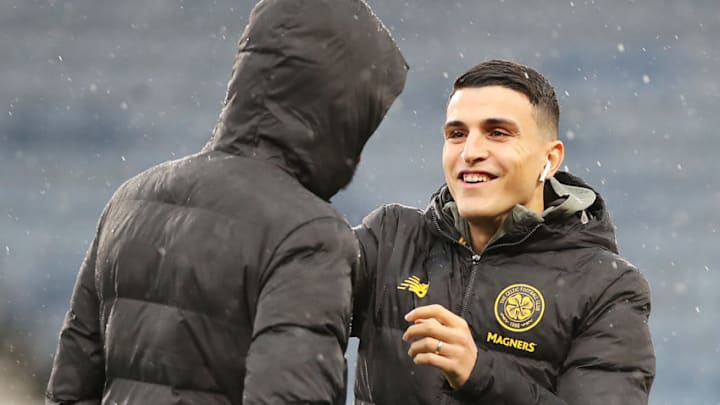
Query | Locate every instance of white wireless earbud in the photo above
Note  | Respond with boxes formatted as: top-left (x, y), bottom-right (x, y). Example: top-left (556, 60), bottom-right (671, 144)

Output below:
top-left (538, 160), bottom-right (552, 183)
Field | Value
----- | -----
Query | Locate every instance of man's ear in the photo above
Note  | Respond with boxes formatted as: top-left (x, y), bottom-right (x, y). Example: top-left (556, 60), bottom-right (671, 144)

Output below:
top-left (545, 140), bottom-right (564, 179)
top-left (538, 140), bottom-right (565, 183)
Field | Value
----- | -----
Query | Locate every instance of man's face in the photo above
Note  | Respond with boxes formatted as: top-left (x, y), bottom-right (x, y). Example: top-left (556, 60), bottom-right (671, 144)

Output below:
top-left (442, 85), bottom-right (550, 222)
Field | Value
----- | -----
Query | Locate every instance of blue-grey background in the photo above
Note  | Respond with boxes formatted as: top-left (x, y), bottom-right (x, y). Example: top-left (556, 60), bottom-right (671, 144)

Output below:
top-left (1, 0), bottom-right (718, 403)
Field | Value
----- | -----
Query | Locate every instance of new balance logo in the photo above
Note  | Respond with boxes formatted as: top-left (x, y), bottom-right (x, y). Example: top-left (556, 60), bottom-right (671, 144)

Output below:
top-left (397, 275), bottom-right (429, 298)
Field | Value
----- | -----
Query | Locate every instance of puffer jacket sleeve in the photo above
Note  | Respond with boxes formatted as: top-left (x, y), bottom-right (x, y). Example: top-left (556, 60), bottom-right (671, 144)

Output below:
top-left (243, 217), bottom-right (356, 405)
top-left (350, 206), bottom-right (385, 338)
top-left (448, 348), bottom-right (568, 404)
top-left (46, 215), bottom-right (107, 404)
top-left (451, 264), bottom-right (655, 405)
top-left (556, 265), bottom-right (655, 404)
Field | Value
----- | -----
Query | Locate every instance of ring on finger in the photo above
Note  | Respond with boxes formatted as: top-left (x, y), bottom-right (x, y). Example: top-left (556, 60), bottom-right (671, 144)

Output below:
top-left (435, 340), bottom-right (444, 354)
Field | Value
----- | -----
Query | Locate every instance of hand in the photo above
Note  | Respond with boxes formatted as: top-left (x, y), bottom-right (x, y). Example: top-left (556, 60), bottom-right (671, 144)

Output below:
top-left (402, 304), bottom-right (478, 389)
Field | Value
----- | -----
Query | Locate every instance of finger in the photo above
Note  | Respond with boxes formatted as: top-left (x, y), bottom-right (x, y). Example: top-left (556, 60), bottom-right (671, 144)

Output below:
top-left (407, 337), bottom-right (435, 357)
top-left (402, 318), bottom-right (447, 342)
top-left (405, 304), bottom-right (466, 328)
top-left (402, 319), bottom-right (467, 346)
top-left (408, 337), bottom-right (457, 358)
top-left (412, 352), bottom-right (455, 373)
top-left (404, 304), bottom-right (445, 322)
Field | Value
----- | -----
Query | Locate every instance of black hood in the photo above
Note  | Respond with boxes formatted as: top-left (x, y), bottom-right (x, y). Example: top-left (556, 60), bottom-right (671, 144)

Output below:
top-left (427, 171), bottom-right (619, 253)
top-left (206, 0), bottom-right (408, 200)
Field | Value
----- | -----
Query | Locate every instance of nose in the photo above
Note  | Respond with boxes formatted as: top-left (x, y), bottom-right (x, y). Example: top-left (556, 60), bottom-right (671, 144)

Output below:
top-left (461, 130), bottom-right (489, 163)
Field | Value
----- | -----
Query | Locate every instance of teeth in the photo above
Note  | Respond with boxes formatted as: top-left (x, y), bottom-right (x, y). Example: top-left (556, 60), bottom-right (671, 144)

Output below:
top-left (463, 173), bottom-right (490, 183)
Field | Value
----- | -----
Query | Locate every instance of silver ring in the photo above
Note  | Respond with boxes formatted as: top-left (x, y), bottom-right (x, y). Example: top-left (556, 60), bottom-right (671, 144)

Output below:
top-left (435, 340), bottom-right (444, 354)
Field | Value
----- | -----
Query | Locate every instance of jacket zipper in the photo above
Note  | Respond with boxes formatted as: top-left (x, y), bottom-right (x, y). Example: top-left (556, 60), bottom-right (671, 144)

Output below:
top-left (459, 254), bottom-right (481, 317)
top-left (432, 213), bottom-right (477, 317)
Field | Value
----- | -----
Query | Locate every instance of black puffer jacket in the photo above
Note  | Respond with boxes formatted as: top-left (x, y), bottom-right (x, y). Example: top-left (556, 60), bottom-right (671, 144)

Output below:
top-left (352, 172), bottom-right (655, 405)
top-left (46, 1), bottom-right (407, 404)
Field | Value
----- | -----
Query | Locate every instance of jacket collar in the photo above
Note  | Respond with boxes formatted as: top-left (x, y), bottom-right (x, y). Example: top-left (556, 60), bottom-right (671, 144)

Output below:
top-left (428, 171), bottom-right (617, 253)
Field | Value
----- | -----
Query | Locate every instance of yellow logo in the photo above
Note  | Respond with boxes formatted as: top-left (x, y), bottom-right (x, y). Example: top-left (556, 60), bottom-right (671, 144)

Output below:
top-left (494, 284), bottom-right (545, 332)
top-left (397, 275), bottom-right (429, 298)
top-left (486, 331), bottom-right (537, 353)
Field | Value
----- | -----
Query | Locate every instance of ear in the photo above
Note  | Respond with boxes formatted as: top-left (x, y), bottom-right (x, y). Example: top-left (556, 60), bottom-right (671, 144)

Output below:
top-left (544, 140), bottom-right (565, 180)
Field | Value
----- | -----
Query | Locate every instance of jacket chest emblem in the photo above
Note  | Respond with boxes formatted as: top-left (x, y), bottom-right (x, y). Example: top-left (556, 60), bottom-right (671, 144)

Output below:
top-left (397, 275), bottom-right (429, 298)
top-left (494, 284), bottom-right (545, 332)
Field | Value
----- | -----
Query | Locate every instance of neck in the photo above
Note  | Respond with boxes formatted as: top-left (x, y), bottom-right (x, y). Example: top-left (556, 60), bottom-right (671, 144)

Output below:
top-left (468, 215), bottom-right (506, 253)
top-left (467, 190), bottom-right (546, 253)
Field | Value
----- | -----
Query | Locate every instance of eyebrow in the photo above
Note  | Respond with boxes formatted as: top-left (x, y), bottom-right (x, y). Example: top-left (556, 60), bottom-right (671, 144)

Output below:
top-left (442, 120), bottom-right (466, 130)
top-left (482, 118), bottom-right (520, 133)
top-left (443, 118), bottom-right (521, 133)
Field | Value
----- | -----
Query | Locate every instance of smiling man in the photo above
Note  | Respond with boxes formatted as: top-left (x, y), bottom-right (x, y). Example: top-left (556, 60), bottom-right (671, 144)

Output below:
top-left (351, 60), bottom-right (655, 404)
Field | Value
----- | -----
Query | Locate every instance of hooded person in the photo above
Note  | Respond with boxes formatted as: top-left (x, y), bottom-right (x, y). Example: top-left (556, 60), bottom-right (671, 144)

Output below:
top-left (45, 0), bottom-right (407, 404)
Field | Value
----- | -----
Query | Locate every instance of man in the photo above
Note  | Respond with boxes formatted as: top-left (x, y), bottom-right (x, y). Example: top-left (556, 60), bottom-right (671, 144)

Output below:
top-left (352, 60), bottom-right (655, 404)
top-left (46, 0), bottom-right (406, 404)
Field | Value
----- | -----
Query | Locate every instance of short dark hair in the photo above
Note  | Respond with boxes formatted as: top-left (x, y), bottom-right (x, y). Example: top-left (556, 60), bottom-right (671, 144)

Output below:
top-left (450, 60), bottom-right (560, 138)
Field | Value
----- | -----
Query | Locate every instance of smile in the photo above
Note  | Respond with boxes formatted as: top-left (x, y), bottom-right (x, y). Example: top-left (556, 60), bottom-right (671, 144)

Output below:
top-left (459, 171), bottom-right (497, 184)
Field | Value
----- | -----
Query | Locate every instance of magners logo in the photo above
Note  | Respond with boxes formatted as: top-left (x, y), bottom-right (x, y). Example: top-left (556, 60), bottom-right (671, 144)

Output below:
top-left (494, 283), bottom-right (545, 332)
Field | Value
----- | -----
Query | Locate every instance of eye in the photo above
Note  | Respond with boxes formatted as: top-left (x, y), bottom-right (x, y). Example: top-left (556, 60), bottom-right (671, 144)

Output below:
top-left (489, 129), bottom-right (510, 138)
top-left (445, 129), bottom-right (466, 139)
